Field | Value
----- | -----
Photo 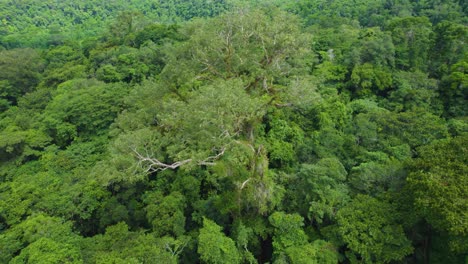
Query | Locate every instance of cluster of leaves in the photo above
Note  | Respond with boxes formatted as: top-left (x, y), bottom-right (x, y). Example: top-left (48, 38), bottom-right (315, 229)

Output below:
top-left (0, 0), bottom-right (467, 263)
top-left (0, 0), bottom-right (230, 48)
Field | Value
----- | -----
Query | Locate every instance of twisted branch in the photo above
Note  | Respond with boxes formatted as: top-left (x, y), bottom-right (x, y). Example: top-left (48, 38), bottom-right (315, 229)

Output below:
top-left (132, 146), bottom-right (226, 173)
top-left (132, 147), bottom-right (192, 172)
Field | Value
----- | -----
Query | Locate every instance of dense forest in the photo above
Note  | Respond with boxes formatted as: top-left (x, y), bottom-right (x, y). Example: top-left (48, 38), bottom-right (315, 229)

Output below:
top-left (0, 0), bottom-right (467, 263)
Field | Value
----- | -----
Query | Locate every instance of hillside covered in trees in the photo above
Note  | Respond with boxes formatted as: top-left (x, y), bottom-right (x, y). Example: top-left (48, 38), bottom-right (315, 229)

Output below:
top-left (0, 0), bottom-right (467, 263)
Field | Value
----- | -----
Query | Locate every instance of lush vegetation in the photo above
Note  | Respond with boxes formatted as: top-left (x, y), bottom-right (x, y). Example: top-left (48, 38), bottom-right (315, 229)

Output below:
top-left (0, 0), bottom-right (467, 263)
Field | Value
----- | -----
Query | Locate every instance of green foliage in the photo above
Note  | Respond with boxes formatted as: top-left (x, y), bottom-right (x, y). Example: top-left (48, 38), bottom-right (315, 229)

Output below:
top-left (0, 48), bottom-right (44, 106)
top-left (429, 21), bottom-right (467, 78)
top-left (43, 79), bottom-right (128, 146)
top-left (0, 0), bottom-right (230, 48)
top-left (198, 218), bottom-right (241, 264)
top-left (269, 212), bottom-right (338, 264)
top-left (144, 191), bottom-right (186, 237)
top-left (289, 158), bottom-right (349, 225)
top-left (384, 71), bottom-right (441, 113)
top-left (90, 44), bottom-right (167, 83)
top-left (134, 24), bottom-right (183, 48)
top-left (439, 58), bottom-right (468, 117)
top-left (0, 1), bottom-right (466, 263)
top-left (290, 0), bottom-right (466, 27)
top-left (407, 136), bottom-right (468, 253)
top-left (351, 63), bottom-right (393, 96)
top-left (348, 154), bottom-right (405, 194)
top-left (269, 212), bottom-right (308, 251)
top-left (289, 0), bottom-right (390, 27)
top-left (161, 7), bottom-right (311, 93)
top-left (0, 214), bottom-right (82, 263)
top-left (10, 238), bottom-right (83, 264)
top-left (354, 28), bottom-right (395, 68)
top-left (114, 78), bottom-right (265, 178)
top-left (388, 17), bottom-right (432, 71)
top-left (266, 115), bottom-right (304, 168)
top-left (336, 195), bottom-right (413, 263)
top-left (82, 222), bottom-right (178, 263)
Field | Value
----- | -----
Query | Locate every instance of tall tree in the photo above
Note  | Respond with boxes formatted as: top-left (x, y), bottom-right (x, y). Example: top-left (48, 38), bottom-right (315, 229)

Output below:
top-left (407, 135), bottom-right (468, 253)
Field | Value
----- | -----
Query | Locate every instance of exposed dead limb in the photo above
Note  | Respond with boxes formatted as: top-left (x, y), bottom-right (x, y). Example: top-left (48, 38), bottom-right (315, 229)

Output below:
top-left (274, 102), bottom-right (293, 107)
top-left (164, 239), bottom-right (189, 257)
top-left (200, 58), bottom-right (225, 79)
top-left (262, 77), bottom-right (269, 92)
top-left (132, 146), bottom-right (227, 172)
top-left (260, 37), bottom-right (270, 65)
top-left (132, 147), bottom-right (192, 172)
top-left (240, 178), bottom-right (251, 189)
top-left (234, 140), bottom-right (256, 153)
top-left (199, 147), bottom-right (226, 166)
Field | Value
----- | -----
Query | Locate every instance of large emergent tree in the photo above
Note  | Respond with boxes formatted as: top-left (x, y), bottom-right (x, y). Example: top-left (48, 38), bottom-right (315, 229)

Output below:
top-left (1, 1), bottom-right (467, 263)
top-left (110, 7), bottom-right (316, 216)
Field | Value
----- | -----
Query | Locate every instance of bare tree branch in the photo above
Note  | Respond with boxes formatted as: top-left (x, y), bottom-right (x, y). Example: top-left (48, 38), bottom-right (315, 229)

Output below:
top-left (199, 147), bottom-right (226, 166)
top-left (132, 146), bottom-right (227, 172)
top-left (132, 147), bottom-right (192, 172)
top-left (240, 178), bottom-right (251, 189)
